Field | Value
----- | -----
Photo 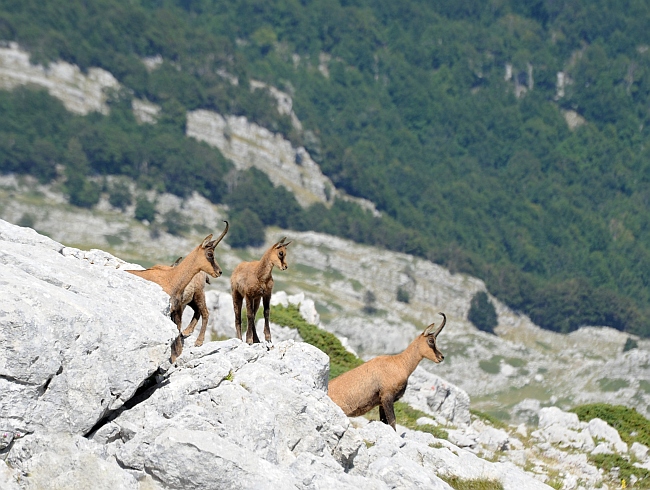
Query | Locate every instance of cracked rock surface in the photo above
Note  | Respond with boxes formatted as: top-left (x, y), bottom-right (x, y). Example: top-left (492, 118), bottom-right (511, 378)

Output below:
top-left (0, 220), bottom-right (550, 489)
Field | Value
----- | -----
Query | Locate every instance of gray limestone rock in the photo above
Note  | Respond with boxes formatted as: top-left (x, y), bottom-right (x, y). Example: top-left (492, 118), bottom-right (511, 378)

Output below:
top-left (402, 366), bottom-right (471, 425)
top-left (0, 220), bottom-right (174, 437)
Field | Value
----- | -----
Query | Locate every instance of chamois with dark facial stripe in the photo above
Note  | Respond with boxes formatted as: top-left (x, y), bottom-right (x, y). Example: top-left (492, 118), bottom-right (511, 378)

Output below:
top-left (127, 221), bottom-right (228, 361)
top-left (230, 237), bottom-right (292, 344)
top-left (328, 313), bottom-right (447, 430)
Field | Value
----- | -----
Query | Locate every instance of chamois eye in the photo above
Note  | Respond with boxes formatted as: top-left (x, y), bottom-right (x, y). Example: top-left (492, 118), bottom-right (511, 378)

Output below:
top-left (279, 252), bottom-right (284, 258)
top-left (207, 251), bottom-right (214, 259)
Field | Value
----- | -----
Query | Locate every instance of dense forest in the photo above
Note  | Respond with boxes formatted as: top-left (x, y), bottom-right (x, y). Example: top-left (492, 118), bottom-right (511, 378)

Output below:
top-left (1, 0), bottom-right (650, 337)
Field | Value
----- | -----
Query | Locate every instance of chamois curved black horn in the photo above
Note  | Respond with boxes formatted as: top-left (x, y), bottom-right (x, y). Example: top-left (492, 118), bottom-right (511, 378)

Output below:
top-left (275, 237), bottom-right (287, 249)
top-left (433, 312), bottom-right (447, 338)
top-left (213, 220), bottom-right (229, 246)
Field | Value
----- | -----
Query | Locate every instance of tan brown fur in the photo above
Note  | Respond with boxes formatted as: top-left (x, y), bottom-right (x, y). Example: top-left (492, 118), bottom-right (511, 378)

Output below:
top-left (153, 258), bottom-right (212, 348)
top-left (328, 313), bottom-right (447, 430)
top-left (126, 221), bottom-right (228, 361)
top-left (230, 237), bottom-right (292, 344)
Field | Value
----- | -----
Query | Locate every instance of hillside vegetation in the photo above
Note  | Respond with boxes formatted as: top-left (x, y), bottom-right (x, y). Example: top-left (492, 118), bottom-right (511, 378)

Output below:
top-left (1, 1), bottom-right (650, 336)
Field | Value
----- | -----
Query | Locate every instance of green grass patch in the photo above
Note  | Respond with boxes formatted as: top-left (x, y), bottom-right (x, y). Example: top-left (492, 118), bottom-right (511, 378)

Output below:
top-left (505, 357), bottom-right (526, 368)
top-left (640, 380), bottom-right (650, 394)
top-left (571, 403), bottom-right (650, 447)
top-left (441, 476), bottom-right (503, 490)
top-left (597, 378), bottom-right (630, 392)
top-left (479, 356), bottom-right (502, 374)
top-left (105, 234), bottom-right (124, 247)
top-left (271, 304), bottom-right (362, 379)
top-left (470, 409), bottom-right (509, 430)
top-left (589, 453), bottom-right (650, 485)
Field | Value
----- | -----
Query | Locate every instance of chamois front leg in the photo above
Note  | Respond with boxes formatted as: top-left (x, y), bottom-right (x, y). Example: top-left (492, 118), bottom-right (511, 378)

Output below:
top-left (193, 293), bottom-right (209, 347)
top-left (233, 290), bottom-right (244, 341)
top-left (379, 397), bottom-right (397, 430)
top-left (245, 296), bottom-right (260, 344)
top-left (262, 292), bottom-right (272, 343)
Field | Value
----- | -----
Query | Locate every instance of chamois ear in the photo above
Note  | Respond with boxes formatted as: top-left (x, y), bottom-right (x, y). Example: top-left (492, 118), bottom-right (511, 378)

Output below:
top-left (274, 237), bottom-right (287, 249)
top-left (282, 240), bottom-right (292, 247)
top-left (201, 234), bottom-right (214, 248)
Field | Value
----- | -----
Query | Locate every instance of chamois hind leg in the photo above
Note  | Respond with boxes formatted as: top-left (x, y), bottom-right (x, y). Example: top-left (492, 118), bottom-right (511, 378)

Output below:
top-left (380, 398), bottom-right (397, 430)
top-left (169, 297), bottom-right (185, 362)
top-left (233, 290), bottom-right (244, 341)
top-left (181, 298), bottom-right (201, 338)
top-left (262, 292), bottom-right (272, 342)
top-left (193, 291), bottom-right (210, 347)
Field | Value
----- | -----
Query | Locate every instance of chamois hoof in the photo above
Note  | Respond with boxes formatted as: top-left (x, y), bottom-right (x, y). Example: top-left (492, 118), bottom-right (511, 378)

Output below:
top-left (194, 339), bottom-right (204, 347)
top-left (181, 328), bottom-right (193, 338)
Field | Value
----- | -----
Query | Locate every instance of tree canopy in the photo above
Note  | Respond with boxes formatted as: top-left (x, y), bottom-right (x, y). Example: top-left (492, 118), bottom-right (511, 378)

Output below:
top-left (1, 0), bottom-right (650, 335)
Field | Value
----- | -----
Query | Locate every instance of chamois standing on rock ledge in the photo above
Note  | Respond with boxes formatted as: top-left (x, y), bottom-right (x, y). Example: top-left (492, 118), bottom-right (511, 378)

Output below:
top-left (231, 237), bottom-right (292, 345)
top-left (328, 312), bottom-right (447, 430)
top-left (151, 257), bottom-right (212, 348)
top-left (126, 221), bottom-right (229, 361)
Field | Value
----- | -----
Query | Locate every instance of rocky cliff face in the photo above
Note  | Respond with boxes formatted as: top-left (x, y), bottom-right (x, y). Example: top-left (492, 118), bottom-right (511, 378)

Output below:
top-left (1, 219), bottom-right (556, 489)
top-left (0, 42), bottom-right (379, 216)
top-left (0, 42), bottom-right (119, 115)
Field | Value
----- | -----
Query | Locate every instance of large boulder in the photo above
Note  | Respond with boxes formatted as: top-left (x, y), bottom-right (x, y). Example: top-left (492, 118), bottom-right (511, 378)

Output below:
top-left (0, 219), bottom-right (174, 438)
top-left (402, 366), bottom-right (471, 425)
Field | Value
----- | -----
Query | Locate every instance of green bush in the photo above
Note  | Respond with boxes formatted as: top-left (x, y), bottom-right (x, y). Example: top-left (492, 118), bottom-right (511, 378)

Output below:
top-left (228, 209), bottom-right (265, 248)
top-left (134, 196), bottom-right (156, 223)
top-left (468, 292), bottom-right (498, 335)
top-left (623, 337), bottom-right (638, 352)
top-left (67, 175), bottom-right (100, 208)
top-left (17, 213), bottom-right (36, 228)
top-left (571, 403), bottom-right (650, 447)
top-left (108, 181), bottom-right (133, 210)
top-left (162, 209), bottom-right (190, 237)
top-left (397, 287), bottom-right (410, 304)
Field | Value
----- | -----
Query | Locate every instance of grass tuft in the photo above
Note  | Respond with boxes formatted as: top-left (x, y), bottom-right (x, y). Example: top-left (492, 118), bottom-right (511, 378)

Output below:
top-left (441, 476), bottom-right (503, 490)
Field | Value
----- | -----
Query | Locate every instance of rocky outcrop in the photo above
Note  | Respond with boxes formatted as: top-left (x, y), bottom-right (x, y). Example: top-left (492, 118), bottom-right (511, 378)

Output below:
top-left (0, 219), bottom-right (552, 489)
top-left (0, 220), bottom-right (173, 437)
top-left (0, 42), bottom-right (119, 114)
top-left (186, 109), bottom-right (334, 207)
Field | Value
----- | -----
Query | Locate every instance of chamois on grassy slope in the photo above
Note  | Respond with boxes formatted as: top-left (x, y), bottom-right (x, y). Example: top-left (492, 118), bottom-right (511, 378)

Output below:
top-left (231, 237), bottom-right (292, 344)
top-left (127, 221), bottom-right (229, 361)
top-left (150, 257), bottom-right (212, 348)
top-left (328, 313), bottom-right (447, 430)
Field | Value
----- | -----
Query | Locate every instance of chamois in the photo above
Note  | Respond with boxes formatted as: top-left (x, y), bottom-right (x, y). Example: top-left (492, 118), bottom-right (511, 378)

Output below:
top-left (230, 237), bottom-right (292, 344)
top-left (126, 221), bottom-right (229, 361)
top-left (151, 257), bottom-right (212, 348)
top-left (328, 313), bottom-right (447, 430)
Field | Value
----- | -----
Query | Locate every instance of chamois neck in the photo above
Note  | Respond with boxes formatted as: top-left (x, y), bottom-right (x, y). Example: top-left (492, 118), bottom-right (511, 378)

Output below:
top-left (255, 249), bottom-right (275, 280)
top-left (394, 336), bottom-right (426, 377)
top-left (169, 249), bottom-right (204, 294)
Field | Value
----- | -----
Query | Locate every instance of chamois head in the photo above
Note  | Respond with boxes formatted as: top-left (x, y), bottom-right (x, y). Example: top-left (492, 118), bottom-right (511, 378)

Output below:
top-left (200, 220), bottom-right (229, 278)
top-left (420, 312), bottom-right (446, 363)
top-left (270, 237), bottom-right (292, 271)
